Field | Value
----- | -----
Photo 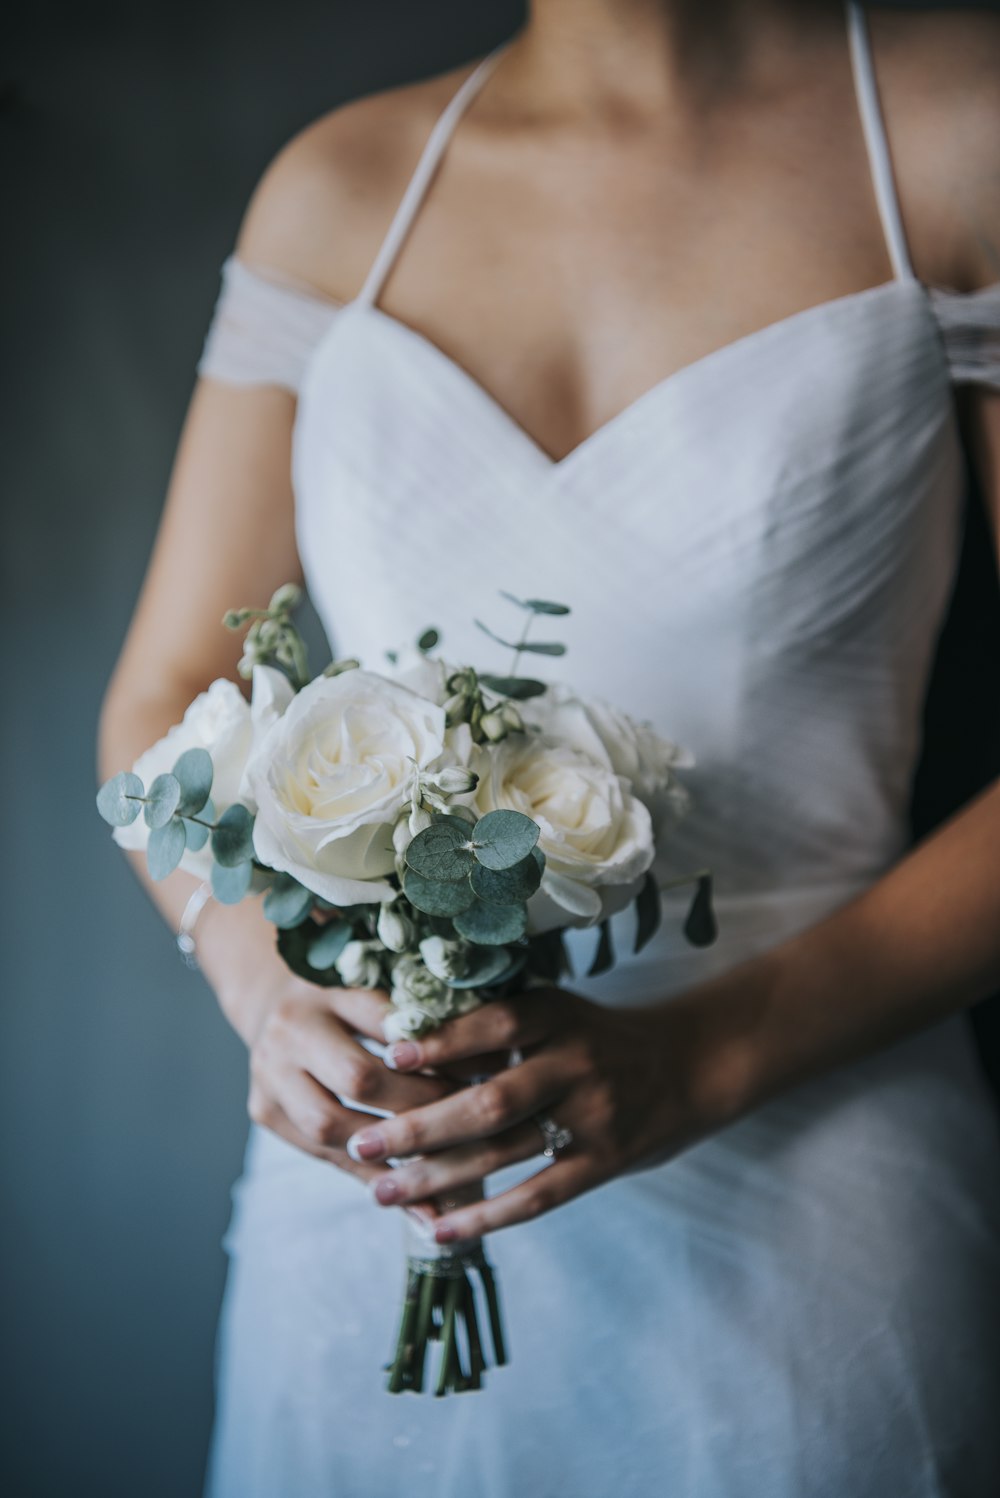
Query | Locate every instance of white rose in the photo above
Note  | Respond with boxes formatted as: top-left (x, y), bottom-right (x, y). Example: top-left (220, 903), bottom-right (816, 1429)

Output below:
top-left (112, 667), bottom-right (292, 875)
top-left (243, 669), bottom-right (447, 905)
top-left (473, 734), bottom-right (655, 933)
top-left (528, 684), bottom-right (691, 828)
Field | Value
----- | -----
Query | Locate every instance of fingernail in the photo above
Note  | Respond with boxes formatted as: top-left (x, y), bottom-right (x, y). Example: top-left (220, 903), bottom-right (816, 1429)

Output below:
top-left (346, 1129), bottom-right (387, 1162)
top-left (384, 1041), bottom-right (421, 1071)
top-left (373, 1177), bottom-right (402, 1204)
top-left (435, 1223), bottom-right (457, 1244)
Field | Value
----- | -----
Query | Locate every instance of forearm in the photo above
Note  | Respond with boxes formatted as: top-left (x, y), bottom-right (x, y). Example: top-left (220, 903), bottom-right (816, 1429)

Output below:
top-left (682, 777), bottom-right (1000, 1126)
top-left (97, 690), bottom-right (286, 1046)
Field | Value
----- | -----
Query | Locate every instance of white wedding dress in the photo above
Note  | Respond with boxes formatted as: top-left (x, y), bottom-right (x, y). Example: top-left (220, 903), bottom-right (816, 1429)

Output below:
top-left (197, 5), bottom-right (1000, 1493)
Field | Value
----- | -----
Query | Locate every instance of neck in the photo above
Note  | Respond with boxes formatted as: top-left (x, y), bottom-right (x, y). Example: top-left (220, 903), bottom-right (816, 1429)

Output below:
top-left (502, 0), bottom-right (849, 118)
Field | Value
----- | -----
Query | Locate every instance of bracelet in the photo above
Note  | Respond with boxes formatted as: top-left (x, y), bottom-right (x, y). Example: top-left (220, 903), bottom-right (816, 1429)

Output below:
top-left (177, 881), bottom-right (214, 970)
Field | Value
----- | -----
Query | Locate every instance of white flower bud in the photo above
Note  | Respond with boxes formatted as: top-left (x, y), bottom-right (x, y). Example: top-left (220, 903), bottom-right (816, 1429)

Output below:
top-left (443, 692), bottom-right (470, 724)
top-left (335, 940), bottom-right (384, 990)
top-left (419, 935), bottom-right (471, 983)
top-left (383, 1006), bottom-right (437, 1043)
top-left (500, 702), bottom-right (524, 733)
top-left (377, 901), bottom-right (416, 953)
top-left (269, 582), bottom-right (303, 612)
top-left (408, 803), bottom-right (434, 837)
top-left (479, 710), bottom-right (507, 742)
top-left (429, 765), bottom-right (479, 795)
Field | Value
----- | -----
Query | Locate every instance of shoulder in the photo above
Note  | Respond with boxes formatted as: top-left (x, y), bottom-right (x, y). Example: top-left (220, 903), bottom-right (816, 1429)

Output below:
top-left (868, 5), bottom-right (1000, 289)
top-left (233, 61), bottom-right (481, 302)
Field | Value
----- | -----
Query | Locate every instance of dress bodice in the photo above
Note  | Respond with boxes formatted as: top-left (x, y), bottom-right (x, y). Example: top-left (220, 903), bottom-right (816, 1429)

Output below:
top-left (195, 2), bottom-right (1000, 989)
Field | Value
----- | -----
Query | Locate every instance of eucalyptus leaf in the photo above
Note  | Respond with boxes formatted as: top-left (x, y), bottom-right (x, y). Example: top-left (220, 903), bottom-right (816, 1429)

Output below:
top-left (453, 898), bottom-right (527, 946)
top-left (513, 641), bottom-right (566, 656)
top-left (402, 867), bottom-right (476, 918)
top-left (499, 592), bottom-right (570, 616)
top-left (472, 809), bottom-right (540, 871)
top-left (417, 627), bottom-right (439, 652)
top-left (587, 920), bottom-right (615, 977)
top-left (478, 675), bottom-right (548, 701)
top-left (181, 797), bottom-right (215, 853)
top-left (172, 747), bottom-right (214, 815)
top-left (405, 819), bottom-right (475, 882)
top-left (147, 819), bottom-right (186, 881)
top-left (263, 873), bottom-right (315, 928)
top-left (212, 804), bottom-right (256, 867)
top-left (683, 874), bottom-right (717, 948)
top-left (277, 919), bottom-right (343, 987)
top-left (211, 859), bottom-right (253, 905)
top-left (470, 850), bottom-right (543, 905)
top-left (96, 771), bottom-right (144, 827)
top-left (444, 945), bottom-right (516, 988)
top-left (634, 871), bottom-right (662, 954)
top-left (306, 919), bottom-right (353, 970)
top-left (144, 773), bottom-right (182, 829)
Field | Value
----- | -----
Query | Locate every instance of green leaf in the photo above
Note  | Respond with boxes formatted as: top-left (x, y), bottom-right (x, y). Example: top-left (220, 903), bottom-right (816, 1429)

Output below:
top-left (472, 809), bottom-right (540, 871)
top-left (212, 804), bottom-right (256, 867)
top-left (587, 920), bottom-right (615, 977)
top-left (144, 772), bottom-right (182, 829)
top-left (525, 928), bottom-right (572, 984)
top-left (453, 898), bottom-right (527, 946)
top-left (181, 798), bottom-right (214, 853)
top-left (417, 627), bottom-right (439, 652)
top-left (147, 819), bottom-right (186, 881)
top-left (172, 747), bottom-right (214, 815)
top-left (500, 592), bottom-right (571, 616)
top-left (402, 867), bottom-right (476, 917)
top-left (404, 818), bottom-right (475, 882)
top-left (514, 641), bottom-right (566, 657)
top-left (470, 850), bottom-right (543, 905)
top-left (277, 919), bottom-right (343, 987)
top-left (683, 874), bottom-right (717, 948)
top-left (96, 771), bottom-right (144, 827)
top-left (263, 873), bottom-right (315, 928)
top-left (306, 919), bottom-right (353, 970)
top-left (478, 675), bottom-right (548, 701)
top-left (444, 945), bottom-right (516, 988)
top-left (634, 871), bottom-right (662, 954)
top-left (211, 859), bottom-right (253, 905)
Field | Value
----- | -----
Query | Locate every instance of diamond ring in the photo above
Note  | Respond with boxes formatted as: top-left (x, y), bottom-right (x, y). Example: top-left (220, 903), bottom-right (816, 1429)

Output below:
top-left (533, 1113), bottom-right (574, 1159)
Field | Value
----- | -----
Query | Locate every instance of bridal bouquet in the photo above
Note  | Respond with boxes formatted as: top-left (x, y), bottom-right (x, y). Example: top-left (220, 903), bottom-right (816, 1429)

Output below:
top-left (97, 585), bottom-right (713, 1395)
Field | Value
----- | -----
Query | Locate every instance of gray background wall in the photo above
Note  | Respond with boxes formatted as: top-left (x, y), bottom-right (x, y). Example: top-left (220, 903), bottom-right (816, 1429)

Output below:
top-left (2, 4), bottom-right (997, 1495)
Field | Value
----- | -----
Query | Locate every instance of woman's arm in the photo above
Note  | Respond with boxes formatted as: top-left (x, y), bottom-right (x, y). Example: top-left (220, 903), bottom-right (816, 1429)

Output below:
top-left (97, 124), bottom-right (459, 1197)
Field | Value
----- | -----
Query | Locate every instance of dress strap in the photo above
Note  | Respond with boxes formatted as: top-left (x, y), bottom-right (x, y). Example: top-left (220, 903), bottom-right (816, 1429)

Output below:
top-left (357, 41), bottom-right (513, 308)
top-left (845, 2), bottom-right (915, 282)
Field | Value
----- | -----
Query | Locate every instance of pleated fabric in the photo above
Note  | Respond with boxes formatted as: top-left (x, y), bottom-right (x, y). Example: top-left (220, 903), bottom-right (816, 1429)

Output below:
top-left (199, 5), bottom-right (1000, 1494)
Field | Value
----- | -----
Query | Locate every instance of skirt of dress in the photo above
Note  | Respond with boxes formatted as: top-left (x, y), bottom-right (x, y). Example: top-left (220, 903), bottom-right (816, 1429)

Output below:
top-left (203, 895), bottom-right (1000, 1498)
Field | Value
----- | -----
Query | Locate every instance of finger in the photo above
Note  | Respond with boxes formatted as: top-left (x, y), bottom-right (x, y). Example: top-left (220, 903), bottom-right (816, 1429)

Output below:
top-left (382, 994), bottom-right (557, 1073)
top-left (249, 1089), bottom-right (444, 1227)
top-left (344, 1051), bottom-right (570, 1162)
top-left (325, 985), bottom-right (393, 1042)
top-left (369, 1117), bottom-right (547, 1208)
top-left (431, 1154), bottom-right (598, 1243)
top-left (290, 1006), bottom-right (456, 1112)
top-left (249, 1076), bottom-right (387, 1181)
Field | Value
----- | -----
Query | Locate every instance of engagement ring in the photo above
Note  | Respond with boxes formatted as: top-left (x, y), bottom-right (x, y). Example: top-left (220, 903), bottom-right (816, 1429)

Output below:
top-left (533, 1113), bottom-right (574, 1159)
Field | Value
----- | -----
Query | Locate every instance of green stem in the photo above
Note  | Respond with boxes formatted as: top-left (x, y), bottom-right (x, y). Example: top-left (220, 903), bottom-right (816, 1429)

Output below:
top-left (478, 1262), bottom-right (508, 1366)
top-left (434, 1276), bottom-right (464, 1396)
top-left (409, 1273), bottom-right (438, 1394)
top-left (508, 610), bottom-right (534, 677)
top-left (386, 1268), bottom-right (421, 1393)
top-left (462, 1273), bottom-right (485, 1390)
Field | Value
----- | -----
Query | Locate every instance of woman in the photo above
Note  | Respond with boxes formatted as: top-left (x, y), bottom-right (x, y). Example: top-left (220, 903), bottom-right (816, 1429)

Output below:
top-left (98, 1), bottom-right (1000, 1493)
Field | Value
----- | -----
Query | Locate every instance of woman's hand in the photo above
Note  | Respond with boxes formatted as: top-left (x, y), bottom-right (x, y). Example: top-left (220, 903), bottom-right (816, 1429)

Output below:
top-left (344, 985), bottom-right (745, 1244)
top-left (244, 972), bottom-right (460, 1211)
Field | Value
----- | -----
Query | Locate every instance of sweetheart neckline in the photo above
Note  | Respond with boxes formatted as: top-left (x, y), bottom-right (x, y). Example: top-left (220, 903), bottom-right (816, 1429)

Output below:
top-left (299, 275), bottom-right (945, 474)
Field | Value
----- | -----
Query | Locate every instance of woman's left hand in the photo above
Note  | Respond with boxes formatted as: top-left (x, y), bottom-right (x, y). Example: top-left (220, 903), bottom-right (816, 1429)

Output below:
top-left (344, 985), bottom-right (746, 1245)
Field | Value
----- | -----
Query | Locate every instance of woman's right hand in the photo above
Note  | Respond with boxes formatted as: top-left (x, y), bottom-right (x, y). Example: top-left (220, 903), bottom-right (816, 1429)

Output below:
top-left (240, 971), bottom-right (458, 1206)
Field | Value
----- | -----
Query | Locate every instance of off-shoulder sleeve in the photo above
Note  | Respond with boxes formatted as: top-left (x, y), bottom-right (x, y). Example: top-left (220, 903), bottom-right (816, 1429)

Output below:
top-left (926, 283), bottom-right (1000, 391)
top-left (196, 256), bottom-right (342, 393)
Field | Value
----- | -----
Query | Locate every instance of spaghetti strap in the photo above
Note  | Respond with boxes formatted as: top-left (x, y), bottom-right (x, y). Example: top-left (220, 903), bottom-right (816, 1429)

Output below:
top-left (845, 1), bottom-right (915, 282)
top-left (357, 41), bottom-right (513, 308)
